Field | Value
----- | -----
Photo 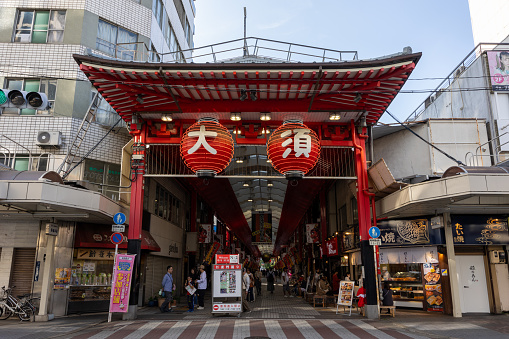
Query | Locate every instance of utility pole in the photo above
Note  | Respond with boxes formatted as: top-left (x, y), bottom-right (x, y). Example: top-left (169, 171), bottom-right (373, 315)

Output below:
top-left (243, 7), bottom-right (248, 56)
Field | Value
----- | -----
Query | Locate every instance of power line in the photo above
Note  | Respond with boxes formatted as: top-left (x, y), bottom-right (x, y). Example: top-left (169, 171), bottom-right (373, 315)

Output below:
top-left (384, 110), bottom-right (466, 166)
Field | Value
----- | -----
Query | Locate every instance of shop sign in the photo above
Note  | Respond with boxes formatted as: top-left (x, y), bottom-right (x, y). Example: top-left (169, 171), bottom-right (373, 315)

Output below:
top-left (306, 223), bottom-right (320, 243)
top-left (251, 212), bottom-right (272, 244)
top-left (378, 219), bottom-right (430, 245)
top-left (109, 254), bottom-right (136, 313)
top-left (215, 254), bottom-right (239, 264)
top-left (77, 248), bottom-right (120, 260)
top-left (168, 242), bottom-right (179, 256)
top-left (451, 215), bottom-right (509, 245)
top-left (324, 238), bottom-right (338, 256)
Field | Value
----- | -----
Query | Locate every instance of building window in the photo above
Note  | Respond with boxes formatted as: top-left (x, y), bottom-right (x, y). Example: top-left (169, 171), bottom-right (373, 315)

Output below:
top-left (83, 159), bottom-right (121, 201)
top-left (154, 183), bottom-right (182, 226)
top-left (150, 43), bottom-right (160, 62)
top-left (2, 78), bottom-right (56, 115)
top-left (152, 0), bottom-right (165, 30)
top-left (96, 19), bottom-right (137, 60)
top-left (13, 10), bottom-right (66, 43)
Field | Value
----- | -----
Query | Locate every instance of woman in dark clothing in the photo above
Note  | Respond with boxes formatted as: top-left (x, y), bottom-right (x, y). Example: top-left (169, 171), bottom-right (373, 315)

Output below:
top-left (382, 282), bottom-right (394, 313)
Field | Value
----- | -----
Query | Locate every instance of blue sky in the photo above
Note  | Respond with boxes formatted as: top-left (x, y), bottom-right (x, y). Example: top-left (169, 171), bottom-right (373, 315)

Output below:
top-left (193, 0), bottom-right (474, 123)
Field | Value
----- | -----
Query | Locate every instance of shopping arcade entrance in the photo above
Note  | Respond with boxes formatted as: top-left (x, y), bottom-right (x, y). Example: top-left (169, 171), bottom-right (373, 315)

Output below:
top-left (74, 44), bottom-right (421, 318)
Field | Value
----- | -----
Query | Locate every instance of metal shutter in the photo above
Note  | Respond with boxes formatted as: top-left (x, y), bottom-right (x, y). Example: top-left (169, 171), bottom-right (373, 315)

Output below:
top-left (9, 248), bottom-right (36, 297)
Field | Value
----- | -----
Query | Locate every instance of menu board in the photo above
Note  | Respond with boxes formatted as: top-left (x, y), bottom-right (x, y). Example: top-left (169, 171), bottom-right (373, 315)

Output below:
top-left (423, 263), bottom-right (443, 312)
top-left (337, 281), bottom-right (355, 306)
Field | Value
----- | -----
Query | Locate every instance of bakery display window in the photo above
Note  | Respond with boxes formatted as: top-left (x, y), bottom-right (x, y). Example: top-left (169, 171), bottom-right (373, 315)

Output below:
top-left (381, 263), bottom-right (424, 308)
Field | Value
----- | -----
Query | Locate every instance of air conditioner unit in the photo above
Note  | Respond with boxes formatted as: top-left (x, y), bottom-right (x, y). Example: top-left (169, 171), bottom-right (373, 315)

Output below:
top-left (36, 131), bottom-right (62, 147)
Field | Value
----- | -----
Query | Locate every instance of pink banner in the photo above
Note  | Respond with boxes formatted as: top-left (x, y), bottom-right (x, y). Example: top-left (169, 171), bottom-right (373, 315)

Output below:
top-left (109, 254), bottom-right (136, 313)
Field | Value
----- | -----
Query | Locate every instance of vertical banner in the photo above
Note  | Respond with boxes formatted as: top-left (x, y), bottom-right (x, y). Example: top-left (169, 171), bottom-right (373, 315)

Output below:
top-left (205, 241), bottom-right (221, 265)
top-left (251, 212), bottom-right (272, 243)
top-left (109, 254), bottom-right (135, 313)
top-left (199, 224), bottom-right (212, 243)
top-left (306, 223), bottom-right (320, 243)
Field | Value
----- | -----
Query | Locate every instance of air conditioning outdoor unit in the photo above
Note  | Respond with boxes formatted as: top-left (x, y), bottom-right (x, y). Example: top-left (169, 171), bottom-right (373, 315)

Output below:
top-left (36, 131), bottom-right (62, 147)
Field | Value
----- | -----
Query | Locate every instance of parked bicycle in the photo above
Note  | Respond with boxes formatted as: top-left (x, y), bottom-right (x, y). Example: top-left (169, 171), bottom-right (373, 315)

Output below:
top-left (0, 286), bottom-right (36, 321)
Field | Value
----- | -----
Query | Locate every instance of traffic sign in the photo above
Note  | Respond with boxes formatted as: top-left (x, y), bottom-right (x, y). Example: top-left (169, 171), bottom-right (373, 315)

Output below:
top-left (368, 226), bottom-right (381, 238)
top-left (113, 212), bottom-right (126, 225)
top-left (111, 232), bottom-right (124, 245)
top-left (112, 224), bottom-right (125, 232)
top-left (369, 238), bottom-right (381, 246)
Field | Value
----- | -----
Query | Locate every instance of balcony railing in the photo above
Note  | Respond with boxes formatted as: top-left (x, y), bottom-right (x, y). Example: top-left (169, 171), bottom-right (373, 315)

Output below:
top-left (101, 37), bottom-right (358, 64)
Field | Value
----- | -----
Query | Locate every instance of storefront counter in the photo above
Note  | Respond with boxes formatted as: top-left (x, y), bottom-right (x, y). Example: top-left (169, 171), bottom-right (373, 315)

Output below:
top-left (68, 285), bottom-right (111, 314)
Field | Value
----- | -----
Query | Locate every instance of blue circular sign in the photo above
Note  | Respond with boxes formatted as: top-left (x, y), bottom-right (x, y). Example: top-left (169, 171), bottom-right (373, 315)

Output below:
top-left (111, 232), bottom-right (124, 245)
top-left (113, 212), bottom-right (126, 225)
top-left (369, 226), bottom-right (381, 238)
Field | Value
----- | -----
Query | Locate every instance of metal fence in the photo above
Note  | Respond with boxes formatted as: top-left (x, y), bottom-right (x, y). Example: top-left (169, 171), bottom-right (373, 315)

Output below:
top-left (144, 144), bottom-right (357, 179)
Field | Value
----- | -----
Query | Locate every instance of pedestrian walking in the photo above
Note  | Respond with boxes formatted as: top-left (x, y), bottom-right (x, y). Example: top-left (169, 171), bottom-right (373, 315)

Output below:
top-left (281, 268), bottom-right (290, 297)
top-left (266, 269), bottom-right (275, 293)
top-left (160, 265), bottom-right (175, 313)
top-left (255, 269), bottom-right (262, 296)
top-left (195, 264), bottom-right (207, 309)
top-left (247, 268), bottom-right (255, 302)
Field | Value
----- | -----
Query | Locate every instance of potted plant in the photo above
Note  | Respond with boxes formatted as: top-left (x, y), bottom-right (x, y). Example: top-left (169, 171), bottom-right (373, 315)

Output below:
top-left (148, 296), bottom-right (158, 307)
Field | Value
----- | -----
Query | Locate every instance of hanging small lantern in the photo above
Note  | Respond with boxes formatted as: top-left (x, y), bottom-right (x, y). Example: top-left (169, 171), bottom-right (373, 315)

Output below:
top-left (267, 120), bottom-right (320, 179)
top-left (180, 118), bottom-right (234, 178)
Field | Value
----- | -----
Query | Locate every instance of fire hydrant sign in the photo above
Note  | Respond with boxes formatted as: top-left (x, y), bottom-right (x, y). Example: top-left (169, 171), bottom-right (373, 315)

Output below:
top-left (109, 254), bottom-right (135, 313)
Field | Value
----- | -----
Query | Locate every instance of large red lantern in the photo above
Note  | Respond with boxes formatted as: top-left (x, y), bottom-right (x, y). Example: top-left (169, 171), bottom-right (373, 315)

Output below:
top-left (180, 118), bottom-right (234, 178)
top-left (267, 121), bottom-right (320, 179)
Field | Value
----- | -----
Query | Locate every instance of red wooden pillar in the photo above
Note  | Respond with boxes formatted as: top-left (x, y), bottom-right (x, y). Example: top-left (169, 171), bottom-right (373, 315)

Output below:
top-left (351, 119), bottom-right (377, 311)
top-left (127, 124), bottom-right (146, 312)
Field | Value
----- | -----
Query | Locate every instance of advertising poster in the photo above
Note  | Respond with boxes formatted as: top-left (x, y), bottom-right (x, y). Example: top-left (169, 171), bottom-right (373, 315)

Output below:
top-left (488, 51), bottom-right (509, 91)
top-left (109, 254), bottom-right (135, 313)
top-left (251, 212), bottom-right (272, 244)
top-left (212, 264), bottom-right (242, 298)
top-left (54, 268), bottom-right (71, 289)
top-left (423, 263), bottom-right (443, 312)
top-left (198, 224), bottom-right (211, 243)
top-left (337, 280), bottom-right (355, 306)
top-left (306, 223), bottom-right (320, 243)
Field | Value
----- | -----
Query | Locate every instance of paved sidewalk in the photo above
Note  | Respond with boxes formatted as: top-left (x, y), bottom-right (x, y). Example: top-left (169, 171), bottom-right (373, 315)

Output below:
top-left (0, 279), bottom-right (508, 338)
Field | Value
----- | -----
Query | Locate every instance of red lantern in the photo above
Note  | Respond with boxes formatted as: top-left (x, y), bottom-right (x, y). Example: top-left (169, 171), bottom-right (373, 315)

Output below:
top-left (180, 118), bottom-right (234, 178)
top-left (267, 121), bottom-right (320, 179)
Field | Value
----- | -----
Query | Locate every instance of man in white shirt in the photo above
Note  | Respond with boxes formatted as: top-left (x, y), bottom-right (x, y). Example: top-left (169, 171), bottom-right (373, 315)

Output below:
top-left (195, 265), bottom-right (207, 310)
top-left (281, 268), bottom-right (290, 297)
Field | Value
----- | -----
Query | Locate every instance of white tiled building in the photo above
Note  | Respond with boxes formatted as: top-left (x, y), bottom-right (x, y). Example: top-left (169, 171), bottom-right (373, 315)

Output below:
top-left (0, 0), bottom-right (195, 318)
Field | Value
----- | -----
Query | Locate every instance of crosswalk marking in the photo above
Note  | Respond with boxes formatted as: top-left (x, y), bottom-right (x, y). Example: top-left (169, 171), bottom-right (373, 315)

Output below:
top-left (320, 319), bottom-right (360, 339)
top-left (264, 319), bottom-right (286, 339)
top-left (123, 321), bottom-right (163, 339)
top-left (232, 319), bottom-right (250, 338)
top-left (349, 319), bottom-right (395, 339)
top-left (160, 320), bottom-right (191, 338)
top-left (292, 319), bottom-right (323, 339)
top-left (196, 320), bottom-right (220, 339)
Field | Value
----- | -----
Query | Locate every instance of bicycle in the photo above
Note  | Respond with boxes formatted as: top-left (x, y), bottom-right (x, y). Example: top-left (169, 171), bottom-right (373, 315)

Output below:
top-left (0, 286), bottom-right (34, 321)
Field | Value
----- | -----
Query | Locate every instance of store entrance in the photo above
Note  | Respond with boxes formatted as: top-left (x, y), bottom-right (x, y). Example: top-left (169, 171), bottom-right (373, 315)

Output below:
top-left (456, 255), bottom-right (490, 313)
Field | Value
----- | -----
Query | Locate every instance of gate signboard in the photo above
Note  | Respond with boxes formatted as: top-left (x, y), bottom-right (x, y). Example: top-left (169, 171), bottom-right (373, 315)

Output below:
top-left (212, 255), bottom-right (242, 315)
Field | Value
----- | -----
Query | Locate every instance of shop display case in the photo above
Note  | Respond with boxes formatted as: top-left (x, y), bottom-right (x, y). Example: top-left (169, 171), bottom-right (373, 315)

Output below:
top-left (68, 285), bottom-right (111, 313)
top-left (381, 263), bottom-right (424, 309)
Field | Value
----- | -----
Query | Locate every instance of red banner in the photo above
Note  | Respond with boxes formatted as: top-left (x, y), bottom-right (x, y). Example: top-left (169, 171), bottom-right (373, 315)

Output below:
top-left (324, 238), bottom-right (338, 257)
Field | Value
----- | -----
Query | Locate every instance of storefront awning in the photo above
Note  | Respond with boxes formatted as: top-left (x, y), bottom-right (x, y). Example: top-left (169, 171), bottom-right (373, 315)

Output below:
top-left (74, 224), bottom-right (161, 252)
